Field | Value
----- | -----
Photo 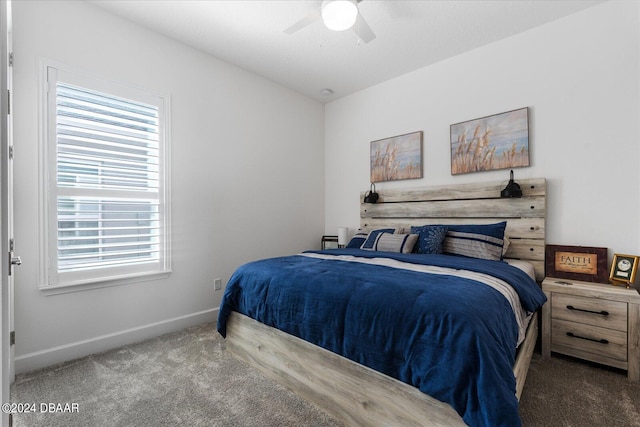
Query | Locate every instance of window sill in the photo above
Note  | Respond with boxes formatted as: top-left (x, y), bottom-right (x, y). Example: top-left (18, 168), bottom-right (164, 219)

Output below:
top-left (38, 270), bottom-right (171, 296)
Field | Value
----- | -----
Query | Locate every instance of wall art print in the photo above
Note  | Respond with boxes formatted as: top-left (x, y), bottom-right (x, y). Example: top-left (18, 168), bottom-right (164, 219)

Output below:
top-left (370, 131), bottom-right (423, 183)
top-left (450, 107), bottom-right (529, 175)
top-left (545, 244), bottom-right (609, 283)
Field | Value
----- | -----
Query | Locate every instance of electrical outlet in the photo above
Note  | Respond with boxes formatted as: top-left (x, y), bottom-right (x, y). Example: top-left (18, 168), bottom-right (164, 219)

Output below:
top-left (214, 278), bottom-right (222, 291)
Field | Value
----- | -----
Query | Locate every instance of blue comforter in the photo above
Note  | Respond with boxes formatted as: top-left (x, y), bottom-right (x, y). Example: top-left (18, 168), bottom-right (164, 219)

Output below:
top-left (217, 249), bottom-right (547, 427)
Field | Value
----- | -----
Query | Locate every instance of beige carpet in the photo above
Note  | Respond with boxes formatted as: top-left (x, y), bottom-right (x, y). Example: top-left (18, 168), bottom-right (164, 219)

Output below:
top-left (11, 323), bottom-right (341, 427)
top-left (10, 322), bottom-right (640, 426)
top-left (519, 350), bottom-right (640, 426)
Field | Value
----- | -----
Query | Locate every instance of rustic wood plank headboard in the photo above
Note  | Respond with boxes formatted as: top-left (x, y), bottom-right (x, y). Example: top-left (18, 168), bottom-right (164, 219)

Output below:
top-left (359, 178), bottom-right (546, 281)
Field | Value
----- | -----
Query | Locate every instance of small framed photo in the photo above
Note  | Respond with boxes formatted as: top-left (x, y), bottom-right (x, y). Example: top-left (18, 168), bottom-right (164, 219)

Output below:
top-left (545, 244), bottom-right (608, 283)
top-left (609, 254), bottom-right (639, 285)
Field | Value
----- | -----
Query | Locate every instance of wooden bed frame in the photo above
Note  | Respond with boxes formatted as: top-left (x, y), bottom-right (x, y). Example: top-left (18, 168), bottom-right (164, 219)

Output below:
top-left (224, 178), bottom-right (546, 426)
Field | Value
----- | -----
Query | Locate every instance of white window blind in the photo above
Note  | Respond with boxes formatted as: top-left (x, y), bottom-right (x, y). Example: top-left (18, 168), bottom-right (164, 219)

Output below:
top-left (42, 64), bottom-right (170, 288)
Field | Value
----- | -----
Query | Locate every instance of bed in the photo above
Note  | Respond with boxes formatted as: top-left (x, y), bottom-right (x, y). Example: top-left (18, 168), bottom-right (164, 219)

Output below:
top-left (217, 178), bottom-right (547, 427)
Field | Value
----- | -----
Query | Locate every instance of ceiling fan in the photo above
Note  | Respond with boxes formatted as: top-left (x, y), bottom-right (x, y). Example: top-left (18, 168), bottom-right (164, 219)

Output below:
top-left (285, 0), bottom-right (376, 43)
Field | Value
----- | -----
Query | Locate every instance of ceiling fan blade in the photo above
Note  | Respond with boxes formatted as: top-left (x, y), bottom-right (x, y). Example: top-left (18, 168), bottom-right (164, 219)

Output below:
top-left (284, 11), bottom-right (320, 35)
top-left (352, 13), bottom-right (375, 43)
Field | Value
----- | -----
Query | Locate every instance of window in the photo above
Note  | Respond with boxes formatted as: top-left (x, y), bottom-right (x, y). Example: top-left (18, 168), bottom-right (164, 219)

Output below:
top-left (40, 63), bottom-right (170, 289)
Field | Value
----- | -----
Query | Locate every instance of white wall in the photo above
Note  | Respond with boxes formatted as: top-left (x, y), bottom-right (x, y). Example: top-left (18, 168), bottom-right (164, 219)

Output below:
top-left (326, 1), bottom-right (639, 267)
top-left (12, 1), bottom-right (324, 372)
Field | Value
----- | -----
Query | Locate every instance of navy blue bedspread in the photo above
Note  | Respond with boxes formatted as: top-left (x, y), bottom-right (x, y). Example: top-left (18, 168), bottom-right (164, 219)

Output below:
top-left (217, 249), bottom-right (546, 427)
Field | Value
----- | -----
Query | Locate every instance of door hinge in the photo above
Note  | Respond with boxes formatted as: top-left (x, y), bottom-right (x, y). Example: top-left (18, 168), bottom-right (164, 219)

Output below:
top-left (8, 145), bottom-right (13, 159)
top-left (8, 52), bottom-right (13, 67)
top-left (10, 331), bottom-right (15, 346)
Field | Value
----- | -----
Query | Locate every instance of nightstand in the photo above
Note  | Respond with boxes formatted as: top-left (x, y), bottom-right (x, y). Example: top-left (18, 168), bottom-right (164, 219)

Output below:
top-left (321, 235), bottom-right (339, 250)
top-left (541, 277), bottom-right (640, 381)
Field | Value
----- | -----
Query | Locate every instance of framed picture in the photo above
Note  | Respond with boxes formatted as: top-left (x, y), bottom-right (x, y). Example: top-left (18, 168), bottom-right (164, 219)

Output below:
top-left (609, 253), bottom-right (639, 285)
top-left (370, 131), bottom-right (423, 183)
top-left (450, 107), bottom-right (529, 175)
top-left (545, 244), bottom-right (608, 283)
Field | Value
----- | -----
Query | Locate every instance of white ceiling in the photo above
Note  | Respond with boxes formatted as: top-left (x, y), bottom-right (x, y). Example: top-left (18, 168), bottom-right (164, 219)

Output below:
top-left (89, 0), bottom-right (606, 103)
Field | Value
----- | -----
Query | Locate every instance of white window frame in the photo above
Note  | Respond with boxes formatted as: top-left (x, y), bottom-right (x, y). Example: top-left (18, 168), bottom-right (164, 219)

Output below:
top-left (38, 60), bottom-right (171, 292)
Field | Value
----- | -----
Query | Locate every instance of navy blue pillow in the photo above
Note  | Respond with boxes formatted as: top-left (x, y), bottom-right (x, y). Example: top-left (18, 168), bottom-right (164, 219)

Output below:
top-left (360, 228), bottom-right (395, 250)
top-left (443, 222), bottom-right (507, 261)
top-left (346, 230), bottom-right (369, 249)
top-left (410, 225), bottom-right (448, 254)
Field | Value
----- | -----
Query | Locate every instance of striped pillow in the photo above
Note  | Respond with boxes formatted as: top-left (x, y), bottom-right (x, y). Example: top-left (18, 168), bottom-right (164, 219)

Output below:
top-left (360, 228), bottom-right (395, 250)
top-left (374, 233), bottom-right (419, 254)
top-left (442, 222), bottom-right (507, 261)
top-left (346, 229), bottom-right (369, 249)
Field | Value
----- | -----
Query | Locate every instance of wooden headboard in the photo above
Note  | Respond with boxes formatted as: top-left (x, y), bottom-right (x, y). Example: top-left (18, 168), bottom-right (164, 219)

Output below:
top-left (360, 178), bottom-right (546, 281)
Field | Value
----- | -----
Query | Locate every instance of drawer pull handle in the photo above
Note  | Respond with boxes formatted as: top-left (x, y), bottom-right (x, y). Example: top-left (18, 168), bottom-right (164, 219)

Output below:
top-left (566, 332), bottom-right (609, 344)
top-left (566, 305), bottom-right (609, 316)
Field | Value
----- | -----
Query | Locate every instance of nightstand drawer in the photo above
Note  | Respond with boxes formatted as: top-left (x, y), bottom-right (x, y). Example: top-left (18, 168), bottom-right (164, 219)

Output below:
top-left (552, 319), bottom-right (627, 362)
top-left (552, 293), bottom-right (627, 331)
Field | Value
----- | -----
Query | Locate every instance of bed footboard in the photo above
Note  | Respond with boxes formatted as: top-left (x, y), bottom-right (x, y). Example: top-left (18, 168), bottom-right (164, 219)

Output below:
top-left (225, 311), bottom-right (467, 427)
top-left (514, 311), bottom-right (538, 400)
top-left (225, 311), bottom-right (538, 425)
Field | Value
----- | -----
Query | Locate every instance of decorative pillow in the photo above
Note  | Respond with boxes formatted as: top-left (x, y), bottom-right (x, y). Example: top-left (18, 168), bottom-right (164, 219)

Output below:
top-left (502, 235), bottom-right (511, 256)
top-left (346, 229), bottom-right (369, 249)
top-left (374, 233), bottom-right (419, 254)
top-left (442, 222), bottom-right (507, 261)
top-left (410, 225), bottom-right (448, 254)
top-left (360, 228), bottom-right (395, 250)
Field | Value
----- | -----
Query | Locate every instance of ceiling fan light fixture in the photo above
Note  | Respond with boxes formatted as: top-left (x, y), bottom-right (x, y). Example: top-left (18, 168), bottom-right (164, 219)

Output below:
top-left (321, 0), bottom-right (358, 31)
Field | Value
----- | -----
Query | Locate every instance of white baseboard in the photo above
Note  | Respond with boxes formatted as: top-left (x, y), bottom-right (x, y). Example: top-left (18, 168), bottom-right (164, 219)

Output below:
top-left (14, 308), bottom-right (218, 375)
